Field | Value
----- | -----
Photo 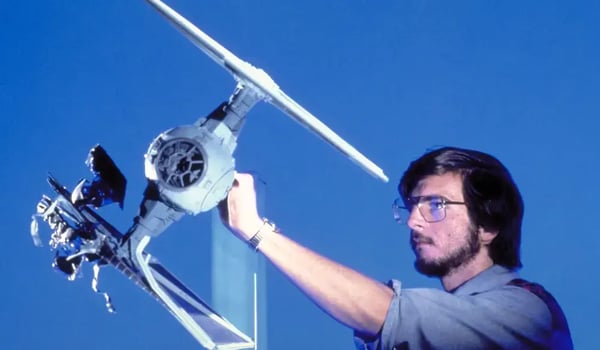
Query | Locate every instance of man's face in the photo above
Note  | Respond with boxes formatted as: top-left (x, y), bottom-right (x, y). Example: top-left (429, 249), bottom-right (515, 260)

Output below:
top-left (406, 172), bottom-right (481, 277)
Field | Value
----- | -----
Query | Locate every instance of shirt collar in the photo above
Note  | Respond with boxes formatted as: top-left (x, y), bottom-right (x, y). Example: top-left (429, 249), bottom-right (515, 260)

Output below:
top-left (452, 265), bottom-right (519, 296)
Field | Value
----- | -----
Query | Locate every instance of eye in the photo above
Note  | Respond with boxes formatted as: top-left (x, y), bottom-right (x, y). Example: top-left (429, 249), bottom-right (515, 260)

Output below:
top-left (430, 199), bottom-right (445, 210)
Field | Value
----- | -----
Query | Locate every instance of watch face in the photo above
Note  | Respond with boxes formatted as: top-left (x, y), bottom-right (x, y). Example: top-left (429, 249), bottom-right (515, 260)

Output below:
top-left (155, 138), bottom-right (205, 189)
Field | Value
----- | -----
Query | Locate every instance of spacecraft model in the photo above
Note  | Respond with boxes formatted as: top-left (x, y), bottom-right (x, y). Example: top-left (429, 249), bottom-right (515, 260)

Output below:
top-left (31, 1), bottom-right (388, 349)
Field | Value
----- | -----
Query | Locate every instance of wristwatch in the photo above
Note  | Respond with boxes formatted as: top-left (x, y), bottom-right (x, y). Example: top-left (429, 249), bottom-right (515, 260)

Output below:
top-left (247, 218), bottom-right (278, 251)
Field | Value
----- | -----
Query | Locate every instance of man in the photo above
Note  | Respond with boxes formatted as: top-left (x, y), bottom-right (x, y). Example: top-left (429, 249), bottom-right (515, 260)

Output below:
top-left (219, 147), bottom-right (572, 349)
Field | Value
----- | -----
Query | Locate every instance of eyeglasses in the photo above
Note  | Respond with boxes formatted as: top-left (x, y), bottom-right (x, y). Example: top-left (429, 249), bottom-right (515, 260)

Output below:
top-left (392, 195), bottom-right (466, 224)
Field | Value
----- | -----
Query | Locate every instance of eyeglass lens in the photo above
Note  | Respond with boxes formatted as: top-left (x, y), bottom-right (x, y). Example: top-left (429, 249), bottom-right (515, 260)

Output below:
top-left (393, 197), bottom-right (446, 223)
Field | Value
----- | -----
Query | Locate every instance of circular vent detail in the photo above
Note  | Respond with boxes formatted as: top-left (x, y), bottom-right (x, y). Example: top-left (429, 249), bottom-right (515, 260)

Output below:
top-left (155, 139), bottom-right (205, 189)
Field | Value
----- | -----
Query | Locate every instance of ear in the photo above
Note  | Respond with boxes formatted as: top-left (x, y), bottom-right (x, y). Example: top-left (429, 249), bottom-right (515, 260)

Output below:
top-left (478, 227), bottom-right (498, 246)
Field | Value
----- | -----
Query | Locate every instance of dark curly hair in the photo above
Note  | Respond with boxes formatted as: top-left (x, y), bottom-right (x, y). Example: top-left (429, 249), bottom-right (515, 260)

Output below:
top-left (399, 147), bottom-right (524, 270)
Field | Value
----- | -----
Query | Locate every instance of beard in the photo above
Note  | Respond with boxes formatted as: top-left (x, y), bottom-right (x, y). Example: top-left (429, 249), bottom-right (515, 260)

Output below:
top-left (413, 224), bottom-right (480, 278)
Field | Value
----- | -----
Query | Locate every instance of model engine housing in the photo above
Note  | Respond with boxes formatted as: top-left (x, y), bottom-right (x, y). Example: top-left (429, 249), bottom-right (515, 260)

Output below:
top-left (144, 124), bottom-right (235, 215)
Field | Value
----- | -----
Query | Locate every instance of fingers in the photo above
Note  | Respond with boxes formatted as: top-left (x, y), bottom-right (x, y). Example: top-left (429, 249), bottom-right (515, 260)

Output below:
top-left (218, 172), bottom-right (256, 227)
top-left (232, 172), bottom-right (255, 186)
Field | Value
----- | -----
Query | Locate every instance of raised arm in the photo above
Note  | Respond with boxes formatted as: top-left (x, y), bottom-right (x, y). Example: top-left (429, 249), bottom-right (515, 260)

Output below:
top-left (219, 173), bottom-right (393, 336)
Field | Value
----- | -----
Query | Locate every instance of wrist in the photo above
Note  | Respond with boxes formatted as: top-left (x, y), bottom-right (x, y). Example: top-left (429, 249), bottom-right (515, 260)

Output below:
top-left (247, 218), bottom-right (278, 251)
top-left (230, 216), bottom-right (264, 241)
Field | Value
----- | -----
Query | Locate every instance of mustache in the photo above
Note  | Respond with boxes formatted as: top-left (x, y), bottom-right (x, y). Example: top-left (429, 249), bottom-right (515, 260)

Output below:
top-left (411, 232), bottom-right (434, 246)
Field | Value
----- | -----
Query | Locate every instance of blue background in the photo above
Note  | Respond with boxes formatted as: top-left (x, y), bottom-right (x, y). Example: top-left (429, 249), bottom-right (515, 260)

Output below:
top-left (2, 1), bottom-right (598, 349)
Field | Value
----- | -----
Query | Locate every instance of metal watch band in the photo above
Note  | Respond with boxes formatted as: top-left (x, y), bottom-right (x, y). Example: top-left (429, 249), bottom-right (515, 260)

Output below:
top-left (247, 218), bottom-right (277, 251)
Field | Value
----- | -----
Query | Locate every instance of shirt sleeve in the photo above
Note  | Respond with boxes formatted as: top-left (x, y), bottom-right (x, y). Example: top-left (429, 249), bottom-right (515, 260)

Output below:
top-left (355, 279), bottom-right (555, 350)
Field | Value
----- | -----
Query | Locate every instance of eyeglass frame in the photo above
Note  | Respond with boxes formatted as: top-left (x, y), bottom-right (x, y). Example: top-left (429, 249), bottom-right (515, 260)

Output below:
top-left (392, 195), bottom-right (467, 224)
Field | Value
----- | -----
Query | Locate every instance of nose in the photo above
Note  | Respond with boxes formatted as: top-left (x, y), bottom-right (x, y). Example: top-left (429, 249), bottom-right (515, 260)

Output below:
top-left (406, 206), bottom-right (426, 230)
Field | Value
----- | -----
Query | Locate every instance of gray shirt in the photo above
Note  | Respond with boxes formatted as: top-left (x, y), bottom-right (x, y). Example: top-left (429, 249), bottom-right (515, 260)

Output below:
top-left (354, 265), bottom-right (572, 349)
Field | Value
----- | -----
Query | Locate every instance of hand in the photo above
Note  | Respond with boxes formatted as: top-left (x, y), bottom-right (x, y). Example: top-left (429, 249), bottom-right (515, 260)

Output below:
top-left (218, 172), bottom-right (264, 241)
